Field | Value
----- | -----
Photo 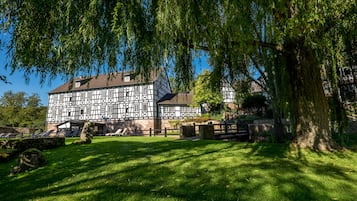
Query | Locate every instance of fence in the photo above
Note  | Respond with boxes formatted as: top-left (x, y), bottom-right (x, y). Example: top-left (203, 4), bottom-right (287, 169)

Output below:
top-left (147, 128), bottom-right (181, 137)
top-left (211, 122), bottom-right (249, 140)
top-left (146, 122), bottom-right (249, 140)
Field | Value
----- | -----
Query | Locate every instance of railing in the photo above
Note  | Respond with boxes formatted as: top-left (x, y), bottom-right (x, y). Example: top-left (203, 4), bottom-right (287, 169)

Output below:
top-left (147, 128), bottom-right (181, 137)
top-left (211, 123), bottom-right (249, 140)
top-left (212, 123), bottom-right (248, 136)
top-left (146, 122), bottom-right (249, 140)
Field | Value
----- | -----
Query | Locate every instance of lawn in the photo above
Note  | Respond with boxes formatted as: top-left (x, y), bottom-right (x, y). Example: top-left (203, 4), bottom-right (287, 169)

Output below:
top-left (1, 136), bottom-right (357, 201)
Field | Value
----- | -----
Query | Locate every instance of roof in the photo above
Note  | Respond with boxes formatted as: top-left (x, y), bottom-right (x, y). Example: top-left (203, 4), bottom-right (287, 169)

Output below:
top-left (49, 70), bottom-right (162, 94)
top-left (57, 120), bottom-right (104, 128)
top-left (158, 92), bottom-right (194, 105)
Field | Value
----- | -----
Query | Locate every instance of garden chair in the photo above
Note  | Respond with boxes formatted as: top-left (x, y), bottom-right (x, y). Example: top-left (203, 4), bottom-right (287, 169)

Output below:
top-left (105, 128), bottom-right (122, 136)
top-left (41, 130), bottom-right (54, 137)
top-left (120, 128), bottom-right (128, 136)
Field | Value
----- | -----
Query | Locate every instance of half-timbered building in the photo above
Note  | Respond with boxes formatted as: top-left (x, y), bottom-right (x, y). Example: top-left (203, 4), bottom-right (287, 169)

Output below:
top-left (157, 92), bottom-right (201, 129)
top-left (48, 70), bottom-right (268, 135)
top-left (46, 70), bottom-right (171, 134)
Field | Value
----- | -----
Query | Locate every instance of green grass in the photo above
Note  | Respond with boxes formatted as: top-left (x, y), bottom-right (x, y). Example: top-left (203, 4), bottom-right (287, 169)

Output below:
top-left (1, 137), bottom-right (357, 201)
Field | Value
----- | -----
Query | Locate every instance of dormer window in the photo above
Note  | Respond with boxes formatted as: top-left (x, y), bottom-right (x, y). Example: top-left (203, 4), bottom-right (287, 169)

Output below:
top-left (124, 74), bottom-right (135, 82)
top-left (74, 78), bottom-right (91, 88)
top-left (124, 75), bottom-right (131, 82)
top-left (75, 81), bottom-right (81, 88)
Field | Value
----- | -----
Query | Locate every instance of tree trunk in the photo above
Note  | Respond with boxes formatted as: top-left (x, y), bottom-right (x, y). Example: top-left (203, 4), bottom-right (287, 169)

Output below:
top-left (285, 41), bottom-right (335, 151)
top-left (272, 106), bottom-right (286, 143)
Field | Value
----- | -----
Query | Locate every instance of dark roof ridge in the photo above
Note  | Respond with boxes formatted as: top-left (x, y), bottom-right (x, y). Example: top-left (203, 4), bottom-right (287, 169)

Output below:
top-left (49, 69), bottom-right (163, 94)
top-left (158, 92), bottom-right (194, 105)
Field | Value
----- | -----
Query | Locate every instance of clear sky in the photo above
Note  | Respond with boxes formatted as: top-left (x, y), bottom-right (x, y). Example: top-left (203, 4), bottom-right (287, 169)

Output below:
top-left (0, 50), bottom-right (64, 106)
top-left (0, 49), bottom-right (210, 106)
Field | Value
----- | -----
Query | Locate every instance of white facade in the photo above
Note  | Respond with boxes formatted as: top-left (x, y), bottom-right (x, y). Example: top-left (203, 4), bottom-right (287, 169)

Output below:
top-left (159, 105), bottom-right (201, 119)
top-left (222, 81), bottom-right (236, 103)
top-left (46, 70), bottom-right (172, 133)
top-left (47, 84), bottom-right (157, 123)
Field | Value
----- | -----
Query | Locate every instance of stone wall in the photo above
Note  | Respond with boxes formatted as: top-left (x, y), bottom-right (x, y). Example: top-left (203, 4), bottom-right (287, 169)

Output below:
top-left (0, 127), bottom-right (37, 134)
top-left (1, 138), bottom-right (65, 163)
top-left (106, 119), bottom-right (155, 135)
top-left (1, 138), bottom-right (65, 153)
top-left (160, 119), bottom-right (184, 130)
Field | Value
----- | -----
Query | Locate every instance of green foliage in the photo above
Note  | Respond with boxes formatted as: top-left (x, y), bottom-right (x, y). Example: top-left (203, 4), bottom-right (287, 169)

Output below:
top-left (182, 116), bottom-right (212, 123)
top-left (0, 138), bottom-right (65, 153)
top-left (192, 70), bottom-right (223, 112)
top-left (242, 94), bottom-right (267, 115)
top-left (169, 76), bottom-right (193, 93)
top-left (1, 137), bottom-right (357, 200)
top-left (1, 0), bottom-right (356, 148)
top-left (168, 120), bottom-right (182, 129)
top-left (234, 79), bottom-right (251, 105)
top-left (0, 149), bottom-right (17, 163)
top-left (0, 91), bottom-right (46, 129)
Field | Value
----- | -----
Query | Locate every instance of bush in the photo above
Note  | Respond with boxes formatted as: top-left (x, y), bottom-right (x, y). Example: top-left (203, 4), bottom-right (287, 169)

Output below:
top-left (0, 138), bottom-right (65, 163)
top-left (168, 120), bottom-right (182, 129)
top-left (183, 117), bottom-right (211, 123)
top-left (0, 149), bottom-right (17, 162)
top-left (11, 148), bottom-right (47, 175)
top-left (242, 94), bottom-right (267, 115)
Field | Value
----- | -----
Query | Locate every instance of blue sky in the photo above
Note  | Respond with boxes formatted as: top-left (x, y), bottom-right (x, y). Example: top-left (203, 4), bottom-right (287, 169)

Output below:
top-left (0, 49), bottom-right (210, 106)
top-left (0, 50), bottom-right (63, 106)
top-left (0, 67), bottom-right (63, 106)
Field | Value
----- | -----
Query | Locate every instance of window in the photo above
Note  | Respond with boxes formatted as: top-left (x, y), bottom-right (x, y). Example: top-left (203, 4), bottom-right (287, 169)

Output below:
top-left (87, 91), bottom-right (92, 100)
top-left (180, 107), bottom-right (186, 113)
top-left (134, 104), bottom-right (139, 112)
top-left (91, 105), bottom-right (101, 115)
top-left (112, 104), bottom-right (119, 118)
top-left (100, 106), bottom-right (105, 114)
top-left (69, 97), bottom-right (72, 102)
top-left (126, 91), bottom-right (130, 97)
top-left (142, 86), bottom-right (148, 95)
top-left (92, 91), bottom-right (100, 100)
top-left (142, 103), bottom-right (148, 112)
top-left (118, 89), bottom-right (123, 101)
top-left (124, 76), bottom-right (130, 82)
top-left (101, 90), bottom-right (107, 98)
top-left (80, 109), bottom-right (84, 115)
top-left (68, 112), bottom-right (71, 116)
top-left (134, 86), bottom-right (140, 94)
top-left (164, 106), bottom-right (169, 113)
top-left (125, 108), bottom-right (129, 113)
top-left (109, 89), bottom-right (114, 98)
top-left (75, 81), bottom-right (81, 88)
top-left (124, 74), bottom-right (135, 82)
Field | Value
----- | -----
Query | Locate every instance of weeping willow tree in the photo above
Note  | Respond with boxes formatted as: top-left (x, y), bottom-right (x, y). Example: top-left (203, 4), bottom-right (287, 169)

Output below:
top-left (1, 0), bottom-right (356, 150)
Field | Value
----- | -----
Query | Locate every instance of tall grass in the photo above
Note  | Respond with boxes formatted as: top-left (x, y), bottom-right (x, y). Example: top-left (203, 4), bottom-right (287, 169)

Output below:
top-left (1, 136), bottom-right (357, 201)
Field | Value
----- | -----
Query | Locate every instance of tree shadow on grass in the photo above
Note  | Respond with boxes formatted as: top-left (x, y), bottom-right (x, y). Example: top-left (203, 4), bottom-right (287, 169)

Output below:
top-left (0, 139), bottom-right (233, 200)
top-left (1, 138), bottom-right (356, 201)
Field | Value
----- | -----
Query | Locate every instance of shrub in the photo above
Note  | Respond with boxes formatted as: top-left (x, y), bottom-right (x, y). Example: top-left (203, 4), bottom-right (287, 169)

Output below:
top-left (242, 94), bottom-right (267, 115)
top-left (183, 116), bottom-right (213, 123)
top-left (0, 149), bottom-right (17, 162)
top-left (168, 120), bottom-right (182, 129)
top-left (0, 138), bottom-right (65, 163)
top-left (11, 148), bottom-right (46, 175)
